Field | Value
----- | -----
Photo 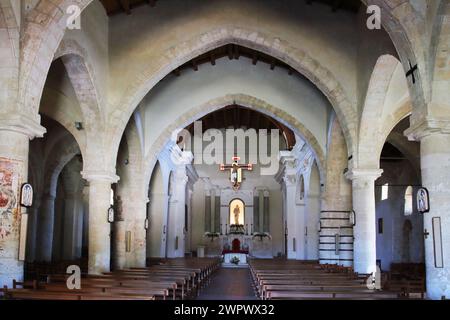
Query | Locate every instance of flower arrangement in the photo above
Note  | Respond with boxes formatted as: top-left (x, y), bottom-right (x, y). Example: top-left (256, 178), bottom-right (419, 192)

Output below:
top-left (252, 232), bottom-right (272, 241)
top-left (230, 256), bottom-right (240, 265)
top-left (228, 224), bottom-right (245, 235)
top-left (204, 232), bottom-right (220, 242)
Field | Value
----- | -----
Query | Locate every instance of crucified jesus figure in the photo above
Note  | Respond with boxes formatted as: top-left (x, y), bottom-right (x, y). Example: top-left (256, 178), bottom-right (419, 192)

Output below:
top-left (233, 204), bottom-right (240, 225)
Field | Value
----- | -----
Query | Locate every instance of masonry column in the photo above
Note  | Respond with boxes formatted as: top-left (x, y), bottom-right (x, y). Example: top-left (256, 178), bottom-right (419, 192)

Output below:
top-left (214, 191), bottom-right (221, 234)
top-left (204, 190), bottom-right (212, 233)
top-left (62, 192), bottom-right (84, 260)
top-left (345, 169), bottom-right (382, 274)
top-left (37, 193), bottom-right (56, 261)
top-left (279, 153), bottom-right (299, 260)
top-left (253, 190), bottom-right (260, 233)
top-left (82, 172), bottom-right (119, 274)
top-left (26, 196), bottom-right (40, 262)
top-left (0, 117), bottom-right (45, 287)
top-left (263, 190), bottom-right (270, 233)
top-left (406, 121), bottom-right (450, 299)
top-left (167, 169), bottom-right (188, 258)
top-left (133, 197), bottom-right (148, 267)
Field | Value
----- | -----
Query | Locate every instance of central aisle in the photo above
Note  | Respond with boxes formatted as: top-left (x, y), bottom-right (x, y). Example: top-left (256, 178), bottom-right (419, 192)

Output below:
top-left (196, 267), bottom-right (257, 300)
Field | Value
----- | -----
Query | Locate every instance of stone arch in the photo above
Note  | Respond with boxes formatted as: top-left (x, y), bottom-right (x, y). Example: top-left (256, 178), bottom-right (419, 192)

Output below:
top-left (109, 27), bottom-right (357, 169)
top-left (43, 135), bottom-right (81, 197)
top-left (362, 0), bottom-right (427, 116)
top-left (358, 54), bottom-right (403, 168)
top-left (19, 0), bottom-right (93, 119)
top-left (430, 2), bottom-right (450, 111)
top-left (0, 1), bottom-right (19, 114)
top-left (143, 94), bottom-right (327, 188)
top-left (55, 39), bottom-right (104, 124)
top-left (20, 1), bottom-right (426, 167)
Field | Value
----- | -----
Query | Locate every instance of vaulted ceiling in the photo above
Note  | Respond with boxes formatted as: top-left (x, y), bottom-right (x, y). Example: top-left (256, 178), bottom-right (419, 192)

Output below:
top-left (99, 0), bottom-right (361, 16)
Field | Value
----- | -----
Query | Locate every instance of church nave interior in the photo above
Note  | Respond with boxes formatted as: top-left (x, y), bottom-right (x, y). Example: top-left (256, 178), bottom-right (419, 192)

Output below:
top-left (0, 0), bottom-right (449, 302)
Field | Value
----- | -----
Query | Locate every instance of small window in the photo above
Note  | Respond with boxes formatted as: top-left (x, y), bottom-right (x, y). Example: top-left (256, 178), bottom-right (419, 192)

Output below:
top-left (299, 175), bottom-right (305, 200)
top-left (381, 183), bottom-right (389, 201)
top-left (404, 186), bottom-right (413, 216)
top-left (110, 189), bottom-right (114, 206)
top-left (378, 218), bottom-right (383, 234)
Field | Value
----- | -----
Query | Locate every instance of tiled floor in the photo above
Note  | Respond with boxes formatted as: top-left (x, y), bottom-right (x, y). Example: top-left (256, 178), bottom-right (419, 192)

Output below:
top-left (196, 267), bottom-right (257, 300)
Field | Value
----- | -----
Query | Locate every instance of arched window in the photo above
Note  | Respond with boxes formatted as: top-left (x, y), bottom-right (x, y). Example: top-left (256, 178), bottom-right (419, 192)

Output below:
top-left (381, 183), bottom-right (389, 201)
top-left (298, 175), bottom-right (305, 200)
top-left (110, 189), bottom-right (114, 206)
top-left (404, 186), bottom-right (413, 216)
top-left (229, 199), bottom-right (245, 225)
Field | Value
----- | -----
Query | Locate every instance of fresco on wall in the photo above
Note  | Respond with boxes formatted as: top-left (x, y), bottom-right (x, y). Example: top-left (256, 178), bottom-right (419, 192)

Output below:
top-left (0, 158), bottom-right (21, 251)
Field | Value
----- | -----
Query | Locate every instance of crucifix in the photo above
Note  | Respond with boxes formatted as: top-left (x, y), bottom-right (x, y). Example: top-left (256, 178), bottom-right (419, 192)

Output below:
top-left (423, 229), bottom-right (430, 239)
top-left (220, 156), bottom-right (253, 190)
top-left (406, 61), bottom-right (418, 84)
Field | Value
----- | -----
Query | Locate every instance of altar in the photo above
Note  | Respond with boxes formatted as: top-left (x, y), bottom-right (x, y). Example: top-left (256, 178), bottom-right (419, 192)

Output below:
top-left (222, 252), bottom-right (248, 267)
top-left (201, 187), bottom-right (273, 259)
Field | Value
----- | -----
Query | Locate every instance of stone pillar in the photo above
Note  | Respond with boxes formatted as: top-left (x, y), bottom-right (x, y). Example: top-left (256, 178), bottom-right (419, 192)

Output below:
top-left (0, 117), bottom-right (45, 287)
top-left (133, 198), bottom-right (148, 267)
top-left (37, 193), bottom-right (56, 262)
top-left (406, 121), bottom-right (450, 299)
top-left (26, 197), bottom-right (41, 262)
top-left (81, 185), bottom-right (89, 258)
top-left (167, 169), bottom-right (188, 258)
top-left (420, 133), bottom-right (450, 299)
top-left (253, 191), bottom-right (260, 233)
top-left (263, 190), bottom-right (270, 233)
top-left (62, 192), bottom-right (84, 261)
top-left (214, 193), bottom-right (220, 233)
top-left (113, 220), bottom-right (126, 270)
top-left (81, 172), bottom-right (119, 274)
top-left (279, 153), bottom-right (300, 260)
top-left (185, 187), bottom-right (194, 251)
top-left (345, 169), bottom-right (382, 274)
top-left (204, 190), bottom-right (211, 232)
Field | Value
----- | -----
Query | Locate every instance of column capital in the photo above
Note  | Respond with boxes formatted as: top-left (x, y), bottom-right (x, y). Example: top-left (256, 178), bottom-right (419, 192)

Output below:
top-left (279, 151), bottom-right (297, 167)
top-left (81, 170), bottom-right (120, 183)
top-left (0, 114), bottom-right (46, 139)
top-left (283, 174), bottom-right (297, 187)
top-left (404, 116), bottom-right (450, 141)
top-left (344, 168), bottom-right (383, 181)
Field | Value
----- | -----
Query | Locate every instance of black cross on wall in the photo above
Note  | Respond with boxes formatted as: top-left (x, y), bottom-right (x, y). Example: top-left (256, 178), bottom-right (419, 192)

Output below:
top-left (406, 61), bottom-right (418, 84)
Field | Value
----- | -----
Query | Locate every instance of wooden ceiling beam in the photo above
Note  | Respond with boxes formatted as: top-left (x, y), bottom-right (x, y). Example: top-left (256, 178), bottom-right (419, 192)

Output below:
top-left (147, 0), bottom-right (157, 7)
top-left (119, 0), bottom-right (131, 15)
top-left (252, 53), bottom-right (258, 65)
top-left (228, 45), bottom-right (234, 60)
top-left (192, 60), bottom-right (198, 71)
top-left (270, 59), bottom-right (276, 70)
top-left (213, 112), bottom-right (219, 129)
top-left (234, 45), bottom-right (240, 60)
top-left (332, 0), bottom-right (342, 12)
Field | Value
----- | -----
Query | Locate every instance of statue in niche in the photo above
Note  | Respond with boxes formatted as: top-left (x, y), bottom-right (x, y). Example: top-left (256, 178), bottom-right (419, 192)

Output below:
top-left (233, 204), bottom-right (240, 225)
